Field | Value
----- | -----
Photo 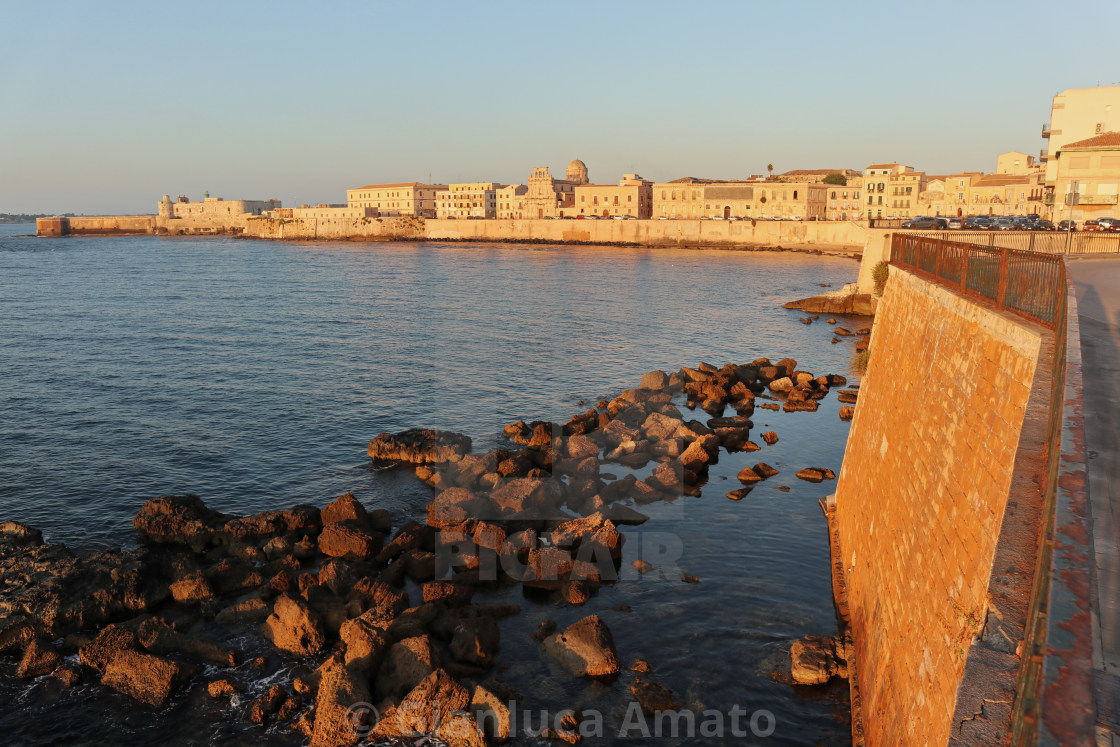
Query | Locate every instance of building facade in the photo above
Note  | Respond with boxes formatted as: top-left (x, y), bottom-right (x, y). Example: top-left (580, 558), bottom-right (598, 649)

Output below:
top-left (1042, 85), bottom-right (1120, 184)
top-left (436, 182), bottom-right (505, 219)
top-left (345, 183), bottom-right (446, 217)
top-left (524, 165), bottom-right (578, 218)
top-left (996, 151), bottom-right (1035, 175)
top-left (496, 184), bottom-right (527, 219)
top-left (651, 178), bottom-right (826, 220)
top-left (1051, 132), bottom-right (1120, 223)
top-left (571, 174), bottom-right (652, 218)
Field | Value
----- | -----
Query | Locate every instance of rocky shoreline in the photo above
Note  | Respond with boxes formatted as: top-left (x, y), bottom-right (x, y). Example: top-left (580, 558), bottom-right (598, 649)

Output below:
top-left (0, 358), bottom-right (855, 745)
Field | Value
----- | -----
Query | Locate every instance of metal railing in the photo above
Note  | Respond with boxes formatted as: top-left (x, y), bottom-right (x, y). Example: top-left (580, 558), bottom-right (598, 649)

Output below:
top-left (890, 233), bottom-right (1064, 327)
top-left (901, 229), bottom-right (1120, 255)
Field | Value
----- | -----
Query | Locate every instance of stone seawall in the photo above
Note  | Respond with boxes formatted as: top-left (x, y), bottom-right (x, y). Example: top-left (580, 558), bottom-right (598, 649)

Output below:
top-left (39, 213), bottom-right (867, 251)
top-left (239, 215), bottom-right (867, 250)
top-left (831, 268), bottom-right (1044, 745)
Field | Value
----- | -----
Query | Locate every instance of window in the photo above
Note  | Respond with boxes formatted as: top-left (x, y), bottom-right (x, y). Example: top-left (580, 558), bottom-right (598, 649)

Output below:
top-left (793, 190), bottom-right (798, 199)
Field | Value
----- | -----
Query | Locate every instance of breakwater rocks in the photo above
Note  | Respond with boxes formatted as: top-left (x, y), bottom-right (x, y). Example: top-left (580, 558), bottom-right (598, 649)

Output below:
top-left (0, 357), bottom-right (853, 744)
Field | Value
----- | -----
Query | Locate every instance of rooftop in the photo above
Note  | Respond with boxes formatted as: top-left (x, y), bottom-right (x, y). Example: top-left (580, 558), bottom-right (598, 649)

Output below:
top-left (1062, 132), bottom-right (1120, 149)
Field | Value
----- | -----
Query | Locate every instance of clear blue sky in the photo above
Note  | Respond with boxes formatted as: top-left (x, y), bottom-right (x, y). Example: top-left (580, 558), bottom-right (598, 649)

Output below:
top-left (2, 0), bottom-right (1118, 214)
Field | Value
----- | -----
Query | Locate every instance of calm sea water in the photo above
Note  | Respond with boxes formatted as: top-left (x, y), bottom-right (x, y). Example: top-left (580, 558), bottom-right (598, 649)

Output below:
top-left (0, 224), bottom-right (861, 745)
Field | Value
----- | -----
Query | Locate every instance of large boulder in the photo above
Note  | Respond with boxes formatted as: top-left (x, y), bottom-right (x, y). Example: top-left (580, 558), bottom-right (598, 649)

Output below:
top-left (368, 428), bottom-right (472, 464)
top-left (318, 521), bottom-right (383, 561)
top-left (639, 370), bottom-right (669, 390)
top-left (137, 617), bottom-right (238, 668)
top-left (790, 635), bottom-right (842, 685)
top-left (79, 624), bottom-right (138, 674)
top-left (541, 614), bottom-right (620, 678)
top-left (101, 649), bottom-right (183, 706)
top-left (262, 594), bottom-right (326, 656)
top-left (17, 637), bottom-right (61, 679)
top-left (371, 669), bottom-right (473, 742)
top-left (132, 494), bottom-right (229, 551)
top-left (339, 609), bottom-right (392, 676)
top-left (309, 655), bottom-right (372, 747)
top-left (449, 617), bottom-right (500, 666)
top-left (321, 493), bottom-right (371, 528)
top-left (375, 635), bottom-right (440, 700)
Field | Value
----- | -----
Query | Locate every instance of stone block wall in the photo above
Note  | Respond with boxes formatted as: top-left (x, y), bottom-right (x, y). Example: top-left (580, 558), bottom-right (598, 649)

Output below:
top-left (833, 268), bottom-right (1042, 745)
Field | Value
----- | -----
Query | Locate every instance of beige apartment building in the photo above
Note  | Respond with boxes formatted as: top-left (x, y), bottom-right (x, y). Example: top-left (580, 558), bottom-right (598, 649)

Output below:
top-left (571, 174), bottom-right (653, 218)
top-left (345, 182), bottom-right (446, 217)
top-left (1042, 85), bottom-right (1120, 184)
top-left (496, 184), bottom-right (528, 219)
top-left (863, 164), bottom-right (927, 219)
top-left (1051, 132), bottom-right (1120, 222)
top-left (436, 182), bottom-right (505, 219)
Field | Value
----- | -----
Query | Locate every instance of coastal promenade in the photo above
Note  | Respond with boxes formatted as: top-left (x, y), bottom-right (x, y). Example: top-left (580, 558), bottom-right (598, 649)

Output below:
top-left (1069, 258), bottom-right (1120, 742)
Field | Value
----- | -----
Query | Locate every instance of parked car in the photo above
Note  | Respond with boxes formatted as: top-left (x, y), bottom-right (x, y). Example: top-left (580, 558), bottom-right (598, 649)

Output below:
top-left (1011, 216), bottom-right (1033, 230)
top-left (1097, 217), bottom-right (1120, 232)
top-left (965, 216), bottom-right (993, 230)
top-left (992, 217), bottom-right (1016, 230)
top-left (1057, 220), bottom-right (1077, 231)
top-left (902, 216), bottom-right (947, 229)
top-left (1032, 220), bottom-right (1055, 231)
top-left (1084, 220), bottom-right (1102, 232)
top-left (945, 216), bottom-right (963, 229)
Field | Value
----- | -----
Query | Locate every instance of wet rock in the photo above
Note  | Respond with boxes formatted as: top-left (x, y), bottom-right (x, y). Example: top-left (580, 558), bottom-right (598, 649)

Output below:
top-left (215, 598), bottom-right (270, 626)
top-left (79, 624), bottom-right (139, 674)
top-left (321, 492), bottom-right (371, 529)
top-left (368, 428), bottom-right (472, 464)
top-left (726, 488), bottom-right (751, 501)
top-left (17, 637), bottom-right (61, 678)
top-left (783, 400), bottom-right (819, 412)
top-left (208, 678), bottom-right (242, 698)
top-left (769, 376), bottom-right (794, 393)
top-left (838, 392), bottom-right (859, 404)
top-left (762, 431), bottom-right (779, 445)
top-left (0, 520), bottom-right (43, 547)
top-left (737, 466), bottom-right (762, 484)
top-left (318, 521), bottom-right (383, 561)
top-left (133, 494), bottom-right (229, 552)
top-left (138, 617), bottom-right (238, 667)
top-left (541, 615), bottom-right (620, 678)
top-left (262, 594), bottom-right (326, 656)
top-left (102, 649), bottom-right (184, 706)
top-left (531, 620), bottom-right (557, 642)
top-left (753, 463), bottom-right (779, 479)
top-left (277, 695), bottom-right (302, 721)
top-left (52, 662), bottom-right (82, 687)
top-left (207, 558), bottom-right (264, 596)
top-left (790, 635), bottom-right (842, 685)
top-left (471, 682), bottom-right (514, 740)
top-left (566, 433), bottom-right (600, 460)
top-left (562, 579), bottom-right (593, 605)
top-left (450, 617), bottom-right (500, 666)
top-left (249, 684), bottom-right (286, 724)
top-left (371, 669), bottom-right (472, 743)
top-left (309, 655), bottom-right (371, 747)
top-left (170, 571), bottom-right (216, 605)
top-left (375, 635), bottom-right (440, 700)
top-left (839, 405), bottom-right (855, 421)
top-left (604, 504), bottom-right (649, 526)
top-left (835, 327), bottom-right (852, 336)
top-left (339, 609), bottom-right (392, 675)
top-left (681, 573), bottom-right (700, 584)
top-left (795, 467), bottom-right (836, 482)
top-left (631, 678), bottom-right (681, 714)
top-left (423, 581), bottom-right (474, 607)
top-left (639, 370), bottom-right (669, 390)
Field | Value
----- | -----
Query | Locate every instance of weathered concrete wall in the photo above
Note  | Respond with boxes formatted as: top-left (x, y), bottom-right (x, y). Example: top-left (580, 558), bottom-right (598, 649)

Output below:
top-left (240, 215), bottom-right (868, 249)
top-left (833, 269), bottom-right (1042, 746)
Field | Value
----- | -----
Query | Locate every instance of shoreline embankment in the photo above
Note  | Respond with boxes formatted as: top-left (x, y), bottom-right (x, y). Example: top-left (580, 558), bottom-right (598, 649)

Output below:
top-left (37, 214), bottom-right (869, 255)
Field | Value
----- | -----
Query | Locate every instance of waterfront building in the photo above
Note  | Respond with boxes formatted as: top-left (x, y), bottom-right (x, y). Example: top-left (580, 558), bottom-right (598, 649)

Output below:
top-left (863, 164), bottom-right (926, 219)
top-left (571, 174), bottom-right (653, 218)
top-left (158, 195), bottom-right (280, 219)
top-left (1050, 131), bottom-right (1120, 223)
top-left (651, 178), bottom-right (827, 220)
top-left (496, 184), bottom-right (527, 219)
top-left (524, 163), bottom-right (581, 218)
top-left (1042, 85), bottom-right (1120, 185)
top-left (436, 182), bottom-right (505, 219)
top-left (345, 182), bottom-right (446, 217)
top-left (777, 168), bottom-right (862, 184)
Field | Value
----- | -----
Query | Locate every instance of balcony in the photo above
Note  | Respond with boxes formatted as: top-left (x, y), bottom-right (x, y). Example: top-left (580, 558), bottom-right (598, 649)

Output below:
top-left (1042, 122), bottom-right (1051, 138)
top-left (1040, 148), bottom-right (1050, 162)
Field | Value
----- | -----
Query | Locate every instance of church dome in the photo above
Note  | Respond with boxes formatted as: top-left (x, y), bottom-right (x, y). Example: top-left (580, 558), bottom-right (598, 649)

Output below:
top-left (566, 159), bottom-right (589, 184)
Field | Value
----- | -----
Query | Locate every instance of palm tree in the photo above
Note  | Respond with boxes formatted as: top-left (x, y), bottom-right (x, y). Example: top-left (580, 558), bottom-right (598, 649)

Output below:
top-left (767, 163), bottom-right (774, 180)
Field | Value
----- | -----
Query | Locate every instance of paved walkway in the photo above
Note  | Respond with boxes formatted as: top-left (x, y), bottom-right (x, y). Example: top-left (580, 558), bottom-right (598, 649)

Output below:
top-left (1069, 258), bottom-right (1120, 741)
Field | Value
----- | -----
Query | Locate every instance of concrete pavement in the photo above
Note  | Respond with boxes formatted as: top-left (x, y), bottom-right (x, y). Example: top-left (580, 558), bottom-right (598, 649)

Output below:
top-left (1068, 258), bottom-right (1120, 742)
